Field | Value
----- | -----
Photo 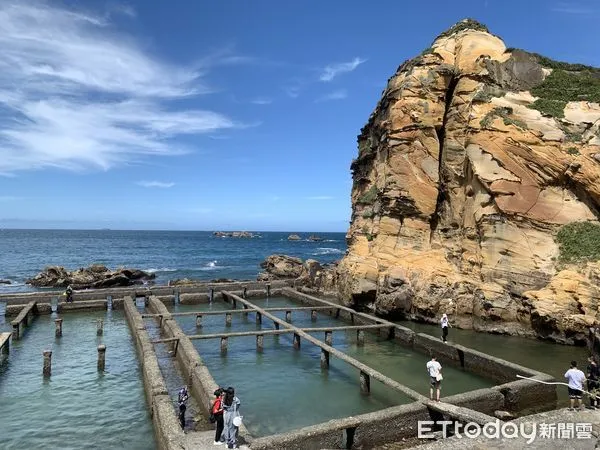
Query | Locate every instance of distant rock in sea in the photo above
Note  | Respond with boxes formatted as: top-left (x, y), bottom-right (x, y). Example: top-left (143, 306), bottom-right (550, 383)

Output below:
top-left (287, 234), bottom-right (301, 241)
top-left (26, 264), bottom-right (155, 289)
top-left (308, 235), bottom-right (323, 241)
top-left (213, 231), bottom-right (257, 238)
top-left (0, 279), bottom-right (11, 285)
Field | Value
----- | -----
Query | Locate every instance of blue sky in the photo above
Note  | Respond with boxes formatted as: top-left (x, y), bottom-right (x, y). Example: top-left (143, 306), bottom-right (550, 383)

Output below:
top-left (0, 0), bottom-right (598, 232)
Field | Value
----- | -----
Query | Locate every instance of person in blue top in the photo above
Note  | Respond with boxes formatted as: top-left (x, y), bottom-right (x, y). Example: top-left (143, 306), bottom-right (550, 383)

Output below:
top-left (222, 387), bottom-right (241, 449)
top-left (177, 385), bottom-right (189, 430)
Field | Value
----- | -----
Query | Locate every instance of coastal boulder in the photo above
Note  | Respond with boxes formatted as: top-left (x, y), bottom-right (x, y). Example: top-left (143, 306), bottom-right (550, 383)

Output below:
top-left (258, 255), bottom-right (304, 280)
top-left (26, 265), bottom-right (155, 289)
top-left (0, 279), bottom-right (11, 285)
top-left (287, 234), bottom-right (301, 241)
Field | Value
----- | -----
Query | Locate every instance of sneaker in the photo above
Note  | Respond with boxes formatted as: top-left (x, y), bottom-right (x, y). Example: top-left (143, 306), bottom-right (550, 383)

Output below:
top-left (214, 442), bottom-right (223, 446)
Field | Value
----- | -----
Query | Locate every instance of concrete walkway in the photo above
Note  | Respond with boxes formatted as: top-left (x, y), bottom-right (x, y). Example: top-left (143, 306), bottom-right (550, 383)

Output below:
top-left (182, 430), bottom-right (250, 449)
top-left (415, 407), bottom-right (600, 449)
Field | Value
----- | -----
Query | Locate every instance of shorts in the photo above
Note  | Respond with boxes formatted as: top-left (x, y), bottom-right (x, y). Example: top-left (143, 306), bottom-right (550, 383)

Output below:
top-left (430, 377), bottom-right (441, 388)
top-left (568, 387), bottom-right (582, 399)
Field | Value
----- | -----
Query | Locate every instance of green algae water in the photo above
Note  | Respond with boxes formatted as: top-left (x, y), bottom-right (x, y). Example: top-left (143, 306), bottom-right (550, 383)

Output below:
top-left (0, 310), bottom-right (155, 449)
top-left (397, 320), bottom-right (590, 405)
top-left (167, 297), bottom-right (494, 437)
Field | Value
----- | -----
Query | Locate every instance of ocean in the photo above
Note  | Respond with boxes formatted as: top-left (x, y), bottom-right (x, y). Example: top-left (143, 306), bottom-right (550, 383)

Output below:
top-left (0, 229), bottom-right (347, 293)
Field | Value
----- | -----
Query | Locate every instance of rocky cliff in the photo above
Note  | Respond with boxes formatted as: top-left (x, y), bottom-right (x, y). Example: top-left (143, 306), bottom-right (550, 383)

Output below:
top-left (337, 19), bottom-right (600, 345)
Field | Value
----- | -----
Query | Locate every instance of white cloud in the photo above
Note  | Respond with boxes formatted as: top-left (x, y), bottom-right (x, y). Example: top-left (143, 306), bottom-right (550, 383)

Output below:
top-left (250, 97), bottom-right (272, 105)
top-left (0, 1), bottom-right (244, 173)
top-left (315, 89), bottom-right (348, 103)
top-left (136, 181), bottom-right (175, 188)
top-left (319, 57), bottom-right (366, 82)
top-left (551, 2), bottom-right (596, 14)
top-left (306, 196), bottom-right (334, 200)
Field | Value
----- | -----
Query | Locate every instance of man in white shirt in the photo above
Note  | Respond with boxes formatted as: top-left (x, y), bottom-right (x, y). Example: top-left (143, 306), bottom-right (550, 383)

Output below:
top-left (426, 356), bottom-right (442, 401)
top-left (565, 360), bottom-right (586, 411)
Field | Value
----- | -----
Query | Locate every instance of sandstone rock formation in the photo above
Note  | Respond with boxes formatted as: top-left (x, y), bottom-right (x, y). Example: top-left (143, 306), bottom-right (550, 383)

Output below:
top-left (308, 235), bottom-right (323, 241)
top-left (26, 265), bottom-right (155, 289)
top-left (337, 19), bottom-right (600, 344)
top-left (287, 234), bottom-right (302, 241)
top-left (257, 255), bottom-right (338, 294)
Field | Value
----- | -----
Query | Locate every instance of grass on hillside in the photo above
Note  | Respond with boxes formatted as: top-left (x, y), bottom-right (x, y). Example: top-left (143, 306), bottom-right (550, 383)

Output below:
top-left (556, 221), bottom-right (600, 263)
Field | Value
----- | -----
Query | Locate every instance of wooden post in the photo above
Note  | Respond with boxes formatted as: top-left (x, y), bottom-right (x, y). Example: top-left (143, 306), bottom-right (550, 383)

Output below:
top-left (311, 310), bottom-right (317, 321)
top-left (26, 311), bottom-right (32, 326)
top-left (360, 371), bottom-right (370, 394)
top-left (335, 308), bottom-right (341, 319)
top-left (266, 284), bottom-right (271, 297)
top-left (293, 333), bottom-right (301, 350)
top-left (242, 287), bottom-right (248, 299)
top-left (225, 313), bottom-right (232, 327)
top-left (243, 304), bottom-right (249, 318)
top-left (350, 313), bottom-right (355, 324)
top-left (97, 344), bottom-right (106, 371)
top-left (209, 288), bottom-right (214, 303)
top-left (96, 319), bottom-right (103, 336)
top-left (196, 314), bottom-right (202, 327)
top-left (256, 334), bottom-right (264, 352)
top-left (12, 323), bottom-right (19, 340)
top-left (55, 318), bottom-right (63, 338)
top-left (357, 330), bottom-right (365, 346)
top-left (285, 311), bottom-right (292, 323)
top-left (220, 337), bottom-right (228, 354)
top-left (256, 312), bottom-right (262, 324)
top-left (325, 331), bottom-right (332, 346)
top-left (321, 349), bottom-right (329, 369)
top-left (43, 350), bottom-right (52, 377)
top-left (232, 298), bottom-right (237, 309)
top-left (274, 322), bottom-right (280, 330)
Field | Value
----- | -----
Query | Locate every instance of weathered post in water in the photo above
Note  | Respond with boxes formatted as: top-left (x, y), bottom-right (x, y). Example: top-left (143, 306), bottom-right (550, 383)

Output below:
top-left (285, 311), bottom-right (292, 323)
top-left (266, 284), bottom-right (271, 297)
top-left (55, 318), bottom-right (63, 338)
top-left (256, 312), bottom-right (262, 324)
top-left (360, 371), bottom-right (370, 394)
top-left (221, 337), bottom-right (228, 355)
top-left (196, 314), bottom-right (202, 327)
top-left (97, 344), bottom-right (106, 371)
top-left (96, 319), bottom-right (103, 336)
top-left (325, 331), bottom-right (332, 346)
top-left (311, 310), bottom-right (317, 321)
top-left (209, 288), bottom-right (214, 303)
top-left (256, 334), bottom-right (264, 352)
top-left (357, 330), bottom-right (365, 346)
top-left (225, 313), bottom-right (232, 327)
top-left (293, 333), bottom-right (301, 350)
top-left (12, 323), bottom-right (19, 340)
top-left (242, 287), bottom-right (247, 299)
top-left (43, 350), bottom-right (52, 377)
top-left (321, 349), bottom-right (329, 369)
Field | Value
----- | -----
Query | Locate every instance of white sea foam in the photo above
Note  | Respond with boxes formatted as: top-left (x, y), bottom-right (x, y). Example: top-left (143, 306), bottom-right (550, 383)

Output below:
top-left (145, 267), bottom-right (177, 273)
top-left (313, 248), bottom-right (344, 255)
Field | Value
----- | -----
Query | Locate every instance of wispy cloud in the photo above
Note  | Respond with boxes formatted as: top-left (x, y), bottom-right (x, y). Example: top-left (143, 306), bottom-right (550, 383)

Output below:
top-left (0, 1), bottom-right (246, 174)
top-left (319, 57), bottom-right (366, 82)
top-left (306, 196), bottom-right (334, 200)
top-left (0, 196), bottom-right (20, 202)
top-left (315, 89), bottom-right (348, 103)
top-left (551, 2), bottom-right (597, 14)
top-left (187, 207), bottom-right (213, 214)
top-left (136, 181), bottom-right (175, 188)
top-left (250, 97), bottom-right (272, 105)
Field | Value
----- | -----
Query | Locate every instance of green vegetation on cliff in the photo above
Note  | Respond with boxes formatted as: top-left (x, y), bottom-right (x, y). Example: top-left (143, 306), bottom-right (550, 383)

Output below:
top-left (556, 222), bottom-right (600, 263)
top-left (480, 106), bottom-right (528, 130)
top-left (526, 56), bottom-right (600, 119)
top-left (357, 185), bottom-right (378, 205)
top-left (435, 18), bottom-right (490, 40)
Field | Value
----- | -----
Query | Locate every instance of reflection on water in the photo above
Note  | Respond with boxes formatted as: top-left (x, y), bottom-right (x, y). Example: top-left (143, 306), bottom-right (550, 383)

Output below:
top-left (0, 310), bottom-right (155, 449)
top-left (168, 297), bottom-right (494, 437)
top-left (397, 320), bottom-right (590, 405)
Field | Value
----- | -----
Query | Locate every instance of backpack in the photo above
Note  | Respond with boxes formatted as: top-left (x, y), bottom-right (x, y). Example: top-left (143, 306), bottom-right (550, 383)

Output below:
top-left (209, 398), bottom-right (221, 423)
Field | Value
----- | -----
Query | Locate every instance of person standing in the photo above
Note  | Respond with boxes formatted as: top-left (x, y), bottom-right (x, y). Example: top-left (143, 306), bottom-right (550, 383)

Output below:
top-left (565, 361), bottom-right (586, 411)
top-left (587, 357), bottom-right (600, 409)
top-left (426, 356), bottom-right (443, 402)
top-left (211, 388), bottom-right (225, 445)
top-left (222, 387), bottom-right (241, 449)
top-left (440, 313), bottom-right (450, 343)
top-left (177, 385), bottom-right (189, 430)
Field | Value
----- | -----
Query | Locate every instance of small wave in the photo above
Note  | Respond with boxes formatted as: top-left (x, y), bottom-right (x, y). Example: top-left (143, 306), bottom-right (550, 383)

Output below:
top-left (322, 239), bottom-right (339, 242)
top-left (145, 268), bottom-right (177, 273)
top-left (313, 248), bottom-right (344, 255)
top-left (197, 261), bottom-right (225, 271)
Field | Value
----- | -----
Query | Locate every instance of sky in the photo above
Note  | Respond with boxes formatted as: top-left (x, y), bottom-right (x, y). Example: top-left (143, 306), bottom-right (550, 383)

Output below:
top-left (0, 0), bottom-right (599, 232)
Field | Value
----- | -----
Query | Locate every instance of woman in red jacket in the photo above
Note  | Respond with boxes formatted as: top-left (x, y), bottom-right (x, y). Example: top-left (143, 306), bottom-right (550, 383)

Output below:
top-left (211, 388), bottom-right (225, 445)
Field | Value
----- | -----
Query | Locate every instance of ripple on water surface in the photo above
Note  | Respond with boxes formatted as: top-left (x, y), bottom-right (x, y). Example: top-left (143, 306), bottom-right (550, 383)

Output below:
top-left (168, 297), bottom-right (494, 437)
top-left (0, 310), bottom-right (155, 450)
